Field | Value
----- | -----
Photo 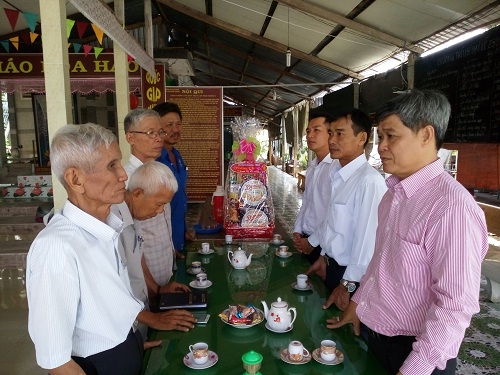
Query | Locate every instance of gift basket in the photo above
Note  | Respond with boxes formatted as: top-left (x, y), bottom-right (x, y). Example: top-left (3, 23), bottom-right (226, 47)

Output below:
top-left (224, 117), bottom-right (275, 239)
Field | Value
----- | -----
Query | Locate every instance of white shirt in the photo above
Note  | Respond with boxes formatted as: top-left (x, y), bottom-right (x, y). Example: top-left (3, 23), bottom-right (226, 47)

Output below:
top-left (125, 156), bottom-right (176, 286)
top-left (293, 154), bottom-right (333, 235)
top-left (27, 201), bottom-right (143, 370)
top-left (308, 154), bottom-right (387, 281)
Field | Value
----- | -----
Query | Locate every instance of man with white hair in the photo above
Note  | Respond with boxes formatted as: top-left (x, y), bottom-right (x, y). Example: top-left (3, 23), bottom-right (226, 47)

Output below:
top-left (112, 161), bottom-right (196, 343)
top-left (27, 123), bottom-right (143, 375)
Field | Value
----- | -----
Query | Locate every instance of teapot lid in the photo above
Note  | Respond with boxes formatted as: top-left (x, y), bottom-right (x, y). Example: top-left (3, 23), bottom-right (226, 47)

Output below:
top-left (271, 297), bottom-right (288, 308)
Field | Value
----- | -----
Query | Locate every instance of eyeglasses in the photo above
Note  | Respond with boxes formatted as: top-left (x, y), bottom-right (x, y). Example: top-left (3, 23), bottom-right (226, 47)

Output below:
top-left (128, 130), bottom-right (167, 139)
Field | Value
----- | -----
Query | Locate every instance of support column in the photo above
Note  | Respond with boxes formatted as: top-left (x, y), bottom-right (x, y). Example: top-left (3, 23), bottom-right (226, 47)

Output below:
top-left (353, 79), bottom-right (360, 108)
top-left (292, 107), bottom-right (299, 177)
top-left (114, 0), bottom-right (131, 162)
top-left (40, 0), bottom-right (72, 209)
top-left (407, 52), bottom-right (418, 89)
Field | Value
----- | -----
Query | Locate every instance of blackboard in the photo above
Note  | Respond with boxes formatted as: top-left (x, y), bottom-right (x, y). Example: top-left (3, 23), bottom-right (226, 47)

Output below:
top-left (415, 26), bottom-right (500, 143)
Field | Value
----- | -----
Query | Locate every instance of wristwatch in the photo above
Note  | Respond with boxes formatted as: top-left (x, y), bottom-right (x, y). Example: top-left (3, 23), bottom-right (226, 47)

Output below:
top-left (341, 279), bottom-right (357, 293)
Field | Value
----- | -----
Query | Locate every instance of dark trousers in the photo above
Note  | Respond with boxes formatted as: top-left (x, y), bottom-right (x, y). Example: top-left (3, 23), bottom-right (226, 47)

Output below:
top-left (301, 233), bottom-right (321, 264)
top-left (324, 255), bottom-right (347, 292)
top-left (72, 329), bottom-right (144, 375)
top-left (363, 325), bottom-right (457, 375)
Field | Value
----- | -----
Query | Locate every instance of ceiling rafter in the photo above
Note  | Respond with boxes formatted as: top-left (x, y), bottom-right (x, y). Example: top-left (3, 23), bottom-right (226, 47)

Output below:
top-left (156, 0), bottom-right (363, 80)
top-left (277, 0), bottom-right (424, 54)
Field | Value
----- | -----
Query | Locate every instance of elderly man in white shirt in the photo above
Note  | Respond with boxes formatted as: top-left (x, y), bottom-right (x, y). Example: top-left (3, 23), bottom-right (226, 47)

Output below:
top-left (293, 107), bottom-right (334, 264)
top-left (112, 161), bottom-right (196, 344)
top-left (27, 123), bottom-right (144, 375)
top-left (300, 109), bottom-right (387, 312)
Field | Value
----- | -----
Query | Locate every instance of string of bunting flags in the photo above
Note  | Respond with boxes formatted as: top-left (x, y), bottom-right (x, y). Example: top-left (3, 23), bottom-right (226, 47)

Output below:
top-left (0, 6), bottom-right (133, 60)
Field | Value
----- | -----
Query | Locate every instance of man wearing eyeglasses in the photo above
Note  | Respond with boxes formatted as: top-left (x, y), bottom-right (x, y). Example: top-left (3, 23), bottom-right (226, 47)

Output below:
top-left (124, 109), bottom-right (187, 309)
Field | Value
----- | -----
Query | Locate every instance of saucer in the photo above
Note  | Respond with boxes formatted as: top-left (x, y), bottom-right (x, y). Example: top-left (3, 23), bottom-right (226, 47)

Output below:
top-left (280, 348), bottom-right (312, 365)
top-left (183, 350), bottom-right (218, 369)
top-left (312, 348), bottom-right (344, 365)
top-left (198, 249), bottom-right (215, 255)
top-left (269, 239), bottom-right (285, 245)
top-left (189, 280), bottom-right (213, 289)
top-left (187, 267), bottom-right (206, 275)
top-left (265, 322), bottom-right (293, 333)
top-left (292, 282), bottom-right (313, 291)
top-left (275, 251), bottom-right (292, 258)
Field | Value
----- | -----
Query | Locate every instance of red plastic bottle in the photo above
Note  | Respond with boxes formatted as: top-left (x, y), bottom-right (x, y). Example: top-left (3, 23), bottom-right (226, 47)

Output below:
top-left (212, 185), bottom-right (225, 223)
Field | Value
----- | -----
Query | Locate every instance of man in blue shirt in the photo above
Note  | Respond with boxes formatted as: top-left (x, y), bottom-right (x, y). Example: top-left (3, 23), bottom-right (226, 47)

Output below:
top-left (153, 102), bottom-right (193, 257)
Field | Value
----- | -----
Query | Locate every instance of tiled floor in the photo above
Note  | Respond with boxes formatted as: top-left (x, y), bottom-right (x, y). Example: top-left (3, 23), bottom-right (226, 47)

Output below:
top-left (1, 166), bottom-right (499, 374)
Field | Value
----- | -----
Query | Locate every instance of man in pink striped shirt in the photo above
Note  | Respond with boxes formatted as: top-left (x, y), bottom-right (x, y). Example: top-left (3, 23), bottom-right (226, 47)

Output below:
top-left (329, 90), bottom-right (488, 375)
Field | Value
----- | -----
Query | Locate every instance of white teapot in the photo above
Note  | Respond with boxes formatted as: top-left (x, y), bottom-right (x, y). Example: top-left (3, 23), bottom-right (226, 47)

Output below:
top-left (228, 247), bottom-right (253, 270)
top-left (261, 297), bottom-right (296, 332)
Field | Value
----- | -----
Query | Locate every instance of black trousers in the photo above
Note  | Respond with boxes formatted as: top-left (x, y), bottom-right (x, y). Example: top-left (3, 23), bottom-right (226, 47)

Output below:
top-left (72, 329), bottom-right (144, 375)
top-left (324, 255), bottom-right (347, 292)
top-left (364, 325), bottom-right (457, 375)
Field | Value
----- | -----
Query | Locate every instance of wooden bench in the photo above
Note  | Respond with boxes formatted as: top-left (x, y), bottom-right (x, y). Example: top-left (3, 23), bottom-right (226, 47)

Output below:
top-left (297, 171), bottom-right (306, 191)
top-left (482, 259), bottom-right (500, 302)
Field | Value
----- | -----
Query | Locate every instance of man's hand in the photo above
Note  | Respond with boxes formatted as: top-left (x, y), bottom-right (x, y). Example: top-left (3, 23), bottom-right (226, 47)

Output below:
top-left (144, 340), bottom-right (163, 350)
top-left (48, 359), bottom-right (86, 375)
top-left (160, 281), bottom-right (190, 294)
top-left (140, 310), bottom-right (197, 331)
top-left (296, 237), bottom-right (314, 254)
top-left (306, 256), bottom-right (327, 281)
top-left (323, 284), bottom-right (350, 311)
top-left (292, 232), bottom-right (302, 247)
top-left (325, 301), bottom-right (360, 335)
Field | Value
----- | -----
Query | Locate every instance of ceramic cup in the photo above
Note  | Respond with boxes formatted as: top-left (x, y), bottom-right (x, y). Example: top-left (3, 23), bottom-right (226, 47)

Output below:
top-left (320, 340), bottom-right (336, 362)
top-left (288, 340), bottom-right (309, 362)
top-left (296, 274), bottom-right (308, 289)
top-left (196, 272), bottom-right (208, 287)
top-left (273, 234), bottom-right (282, 243)
top-left (189, 342), bottom-right (209, 365)
top-left (225, 234), bottom-right (233, 244)
top-left (201, 242), bottom-right (210, 253)
top-left (279, 245), bottom-right (289, 255)
top-left (191, 261), bottom-right (202, 274)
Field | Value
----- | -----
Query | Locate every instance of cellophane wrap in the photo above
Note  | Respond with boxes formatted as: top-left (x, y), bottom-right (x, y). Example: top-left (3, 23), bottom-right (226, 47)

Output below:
top-left (224, 117), bottom-right (275, 239)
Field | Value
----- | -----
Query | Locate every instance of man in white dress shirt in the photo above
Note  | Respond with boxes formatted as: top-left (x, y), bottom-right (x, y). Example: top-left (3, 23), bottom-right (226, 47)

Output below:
top-left (112, 161), bottom-right (196, 343)
top-left (301, 109), bottom-right (387, 311)
top-left (123, 109), bottom-right (186, 308)
top-left (293, 107), bottom-right (334, 264)
top-left (27, 124), bottom-right (144, 375)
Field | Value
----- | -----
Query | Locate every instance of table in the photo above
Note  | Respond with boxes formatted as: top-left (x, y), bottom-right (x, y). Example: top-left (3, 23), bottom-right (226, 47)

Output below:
top-left (142, 237), bottom-right (388, 374)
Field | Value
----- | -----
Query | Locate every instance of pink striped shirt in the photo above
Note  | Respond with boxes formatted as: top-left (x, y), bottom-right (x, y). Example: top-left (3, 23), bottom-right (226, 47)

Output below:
top-left (353, 159), bottom-right (488, 375)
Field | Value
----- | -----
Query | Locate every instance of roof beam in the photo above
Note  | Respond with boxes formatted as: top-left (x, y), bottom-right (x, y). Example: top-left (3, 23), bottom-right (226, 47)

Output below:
top-left (156, 0), bottom-right (363, 80)
top-left (278, 0), bottom-right (424, 54)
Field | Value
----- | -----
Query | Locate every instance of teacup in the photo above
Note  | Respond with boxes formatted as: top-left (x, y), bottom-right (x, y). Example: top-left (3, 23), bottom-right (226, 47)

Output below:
top-left (278, 245), bottom-right (289, 256)
top-left (296, 274), bottom-right (308, 289)
top-left (191, 261), bottom-right (202, 274)
top-left (225, 234), bottom-right (233, 244)
top-left (196, 273), bottom-right (208, 287)
top-left (201, 242), bottom-right (210, 253)
top-left (320, 340), bottom-right (336, 362)
top-left (189, 342), bottom-right (209, 365)
top-left (273, 234), bottom-right (282, 243)
top-left (288, 340), bottom-right (309, 362)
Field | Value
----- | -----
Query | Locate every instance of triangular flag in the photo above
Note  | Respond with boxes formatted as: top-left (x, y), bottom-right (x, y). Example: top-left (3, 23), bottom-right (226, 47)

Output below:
top-left (66, 19), bottom-right (75, 39)
top-left (94, 47), bottom-right (103, 58)
top-left (0, 41), bottom-right (9, 53)
top-left (73, 43), bottom-right (82, 53)
top-left (91, 24), bottom-right (104, 45)
top-left (76, 21), bottom-right (89, 39)
top-left (23, 11), bottom-right (38, 32)
top-left (127, 54), bottom-right (134, 62)
top-left (83, 44), bottom-right (92, 57)
top-left (30, 32), bottom-right (39, 43)
top-left (20, 32), bottom-right (30, 45)
top-left (3, 9), bottom-right (20, 31)
top-left (10, 36), bottom-right (19, 51)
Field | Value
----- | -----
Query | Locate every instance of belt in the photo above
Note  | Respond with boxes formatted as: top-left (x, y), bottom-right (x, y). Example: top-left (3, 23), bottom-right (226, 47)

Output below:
top-left (365, 326), bottom-right (415, 346)
top-left (323, 254), bottom-right (336, 266)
